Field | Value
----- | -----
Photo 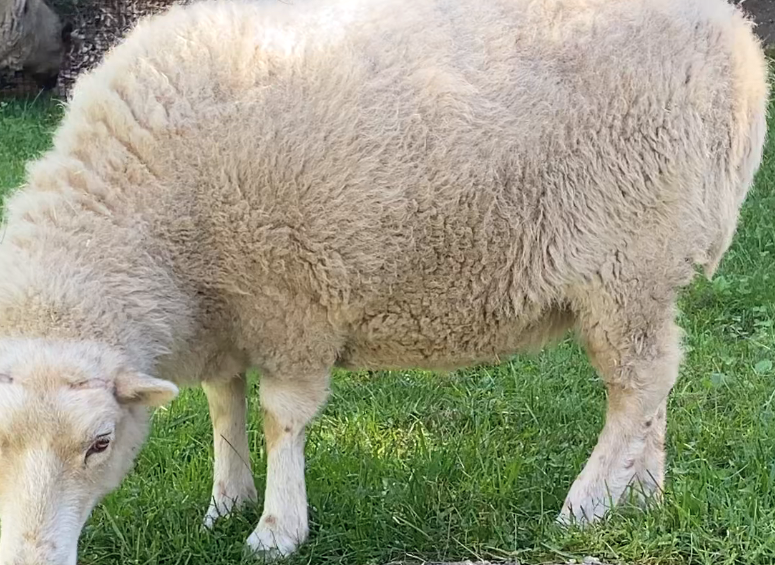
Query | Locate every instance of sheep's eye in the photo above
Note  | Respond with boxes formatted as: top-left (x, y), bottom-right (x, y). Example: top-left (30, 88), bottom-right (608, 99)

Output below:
top-left (86, 436), bottom-right (111, 459)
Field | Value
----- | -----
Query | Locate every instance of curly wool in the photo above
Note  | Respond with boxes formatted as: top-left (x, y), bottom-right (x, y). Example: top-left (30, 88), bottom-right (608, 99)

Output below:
top-left (1, 0), bottom-right (767, 381)
top-left (0, 0), bottom-right (768, 557)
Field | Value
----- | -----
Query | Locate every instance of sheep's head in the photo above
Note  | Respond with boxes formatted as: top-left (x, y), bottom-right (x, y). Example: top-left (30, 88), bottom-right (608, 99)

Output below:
top-left (0, 0), bottom-right (73, 90)
top-left (0, 339), bottom-right (177, 565)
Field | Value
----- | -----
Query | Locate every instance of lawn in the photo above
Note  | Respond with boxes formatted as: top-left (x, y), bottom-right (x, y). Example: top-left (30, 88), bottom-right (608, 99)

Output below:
top-left (1, 86), bottom-right (775, 565)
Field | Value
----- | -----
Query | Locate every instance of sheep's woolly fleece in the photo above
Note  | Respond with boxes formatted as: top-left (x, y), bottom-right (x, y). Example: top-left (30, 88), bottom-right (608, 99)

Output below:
top-left (0, 0), bottom-right (767, 378)
top-left (0, 0), bottom-right (768, 559)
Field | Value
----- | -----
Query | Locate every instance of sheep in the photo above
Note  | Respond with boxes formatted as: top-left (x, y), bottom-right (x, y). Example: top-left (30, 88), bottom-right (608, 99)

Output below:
top-left (0, 0), bottom-right (72, 90)
top-left (0, 0), bottom-right (768, 561)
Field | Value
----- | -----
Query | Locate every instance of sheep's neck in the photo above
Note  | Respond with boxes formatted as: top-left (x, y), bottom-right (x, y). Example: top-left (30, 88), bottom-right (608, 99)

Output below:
top-left (0, 220), bottom-right (193, 375)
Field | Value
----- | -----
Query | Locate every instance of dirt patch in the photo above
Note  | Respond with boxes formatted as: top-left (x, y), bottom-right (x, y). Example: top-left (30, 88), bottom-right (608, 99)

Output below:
top-left (736, 0), bottom-right (775, 48)
top-left (1, 0), bottom-right (185, 98)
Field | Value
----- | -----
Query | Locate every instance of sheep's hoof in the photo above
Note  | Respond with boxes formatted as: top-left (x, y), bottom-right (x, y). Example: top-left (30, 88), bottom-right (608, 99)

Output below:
top-left (557, 477), bottom-right (661, 527)
top-left (203, 501), bottom-right (231, 530)
top-left (203, 481), bottom-right (258, 529)
top-left (556, 498), bottom-right (609, 527)
top-left (245, 515), bottom-right (303, 560)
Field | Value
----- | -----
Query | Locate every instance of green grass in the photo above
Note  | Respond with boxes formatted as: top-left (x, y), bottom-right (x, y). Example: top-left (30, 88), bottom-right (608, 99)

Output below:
top-left (0, 98), bottom-right (64, 194)
top-left (2, 91), bottom-right (775, 565)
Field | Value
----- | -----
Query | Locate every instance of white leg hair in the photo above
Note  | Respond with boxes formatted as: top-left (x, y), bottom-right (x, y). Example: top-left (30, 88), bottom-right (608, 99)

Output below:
top-left (202, 374), bottom-right (257, 529)
top-left (558, 385), bottom-right (672, 523)
top-left (559, 297), bottom-right (681, 524)
top-left (621, 399), bottom-right (667, 507)
top-left (246, 373), bottom-right (329, 559)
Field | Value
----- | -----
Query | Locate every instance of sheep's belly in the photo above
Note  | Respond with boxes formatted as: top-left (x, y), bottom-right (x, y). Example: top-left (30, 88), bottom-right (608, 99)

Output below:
top-left (335, 305), bottom-right (574, 371)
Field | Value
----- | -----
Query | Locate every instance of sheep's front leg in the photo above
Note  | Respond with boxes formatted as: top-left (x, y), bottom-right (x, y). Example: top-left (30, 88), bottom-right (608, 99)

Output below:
top-left (202, 375), bottom-right (257, 529)
top-left (246, 373), bottom-right (329, 559)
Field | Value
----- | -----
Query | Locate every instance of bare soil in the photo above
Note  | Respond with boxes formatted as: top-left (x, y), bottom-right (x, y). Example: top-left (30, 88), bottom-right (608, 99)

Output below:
top-left (737, 0), bottom-right (775, 48)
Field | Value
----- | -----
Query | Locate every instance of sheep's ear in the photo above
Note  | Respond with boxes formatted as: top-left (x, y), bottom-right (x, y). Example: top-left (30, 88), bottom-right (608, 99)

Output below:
top-left (115, 372), bottom-right (179, 407)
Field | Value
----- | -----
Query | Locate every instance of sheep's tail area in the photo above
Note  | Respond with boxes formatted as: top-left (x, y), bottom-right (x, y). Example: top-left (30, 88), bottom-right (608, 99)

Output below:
top-left (703, 6), bottom-right (770, 280)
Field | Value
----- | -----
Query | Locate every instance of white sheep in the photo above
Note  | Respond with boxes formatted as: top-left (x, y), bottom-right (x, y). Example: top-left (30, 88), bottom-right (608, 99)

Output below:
top-left (0, 0), bottom-right (768, 562)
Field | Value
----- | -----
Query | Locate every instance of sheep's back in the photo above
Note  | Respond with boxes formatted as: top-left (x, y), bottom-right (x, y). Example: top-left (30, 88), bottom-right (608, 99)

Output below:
top-left (33, 0), bottom-right (767, 365)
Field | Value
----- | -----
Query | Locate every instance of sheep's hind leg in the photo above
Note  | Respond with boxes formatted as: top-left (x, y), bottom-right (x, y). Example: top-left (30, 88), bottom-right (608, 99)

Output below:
top-left (246, 372), bottom-right (330, 559)
top-left (202, 374), bottom-right (258, 529)
top-left (558, 288), bottom-right (681, 525)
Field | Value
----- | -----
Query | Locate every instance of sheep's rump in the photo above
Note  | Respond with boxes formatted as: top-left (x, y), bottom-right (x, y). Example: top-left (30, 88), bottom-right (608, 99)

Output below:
top-left (22, 0), bottom-right (767, 369)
